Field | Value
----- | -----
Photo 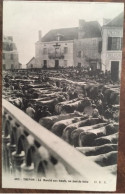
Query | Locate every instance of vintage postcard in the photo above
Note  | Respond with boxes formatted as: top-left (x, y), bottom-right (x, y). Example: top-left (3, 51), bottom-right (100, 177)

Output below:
top-left (2, 1), bottom-right (124, 191)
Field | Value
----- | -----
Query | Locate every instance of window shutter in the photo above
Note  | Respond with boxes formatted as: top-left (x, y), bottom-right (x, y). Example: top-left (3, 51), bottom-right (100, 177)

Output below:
top-left (107, 37), bottom-right (112, 50)
top-left (121, 37), bottom-right (123, 50)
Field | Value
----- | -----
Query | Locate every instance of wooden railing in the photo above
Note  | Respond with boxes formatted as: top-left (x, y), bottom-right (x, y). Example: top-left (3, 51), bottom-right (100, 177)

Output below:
top-left (2, 98), bottom-right (115, 181)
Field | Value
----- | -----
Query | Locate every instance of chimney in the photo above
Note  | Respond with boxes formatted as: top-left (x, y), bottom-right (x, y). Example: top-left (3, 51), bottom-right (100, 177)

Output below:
top-left (38, 30), bottom-right (42, 41)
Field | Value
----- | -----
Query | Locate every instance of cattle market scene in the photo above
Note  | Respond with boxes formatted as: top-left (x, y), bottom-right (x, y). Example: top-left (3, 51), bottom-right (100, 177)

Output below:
top-left (2, 2), bottom-right (124, 191)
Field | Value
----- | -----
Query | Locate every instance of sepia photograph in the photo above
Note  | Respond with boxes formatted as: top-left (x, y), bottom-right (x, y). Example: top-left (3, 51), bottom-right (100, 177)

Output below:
top-left (2, 1), bottom-right (124, 191)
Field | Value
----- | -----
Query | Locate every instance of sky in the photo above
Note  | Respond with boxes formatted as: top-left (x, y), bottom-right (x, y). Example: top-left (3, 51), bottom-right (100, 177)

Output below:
top-left (3, 1), bottom-right (124, 67)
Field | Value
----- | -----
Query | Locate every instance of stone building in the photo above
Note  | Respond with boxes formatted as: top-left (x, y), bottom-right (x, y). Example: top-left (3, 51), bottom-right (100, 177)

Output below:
top-left (35, 20), bottom-right (102, 69)
top-left (26, 57), bottom-right (37, 69)
top-left (74, 20), bottom-right (102, 70)
top-left (101, 12), bottom-right (124, 81)
top-left (2, 36), bottom-right (21, 70)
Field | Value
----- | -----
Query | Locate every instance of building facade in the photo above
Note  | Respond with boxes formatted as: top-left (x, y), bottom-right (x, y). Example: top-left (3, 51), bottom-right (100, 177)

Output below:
top-left (74, 20), bottom-right (102, 70)
top-left (34, 12), bottom-right (123, 78)
top-left (26, 57), bottom-right (37, 69)
top-left (101, 12), bottom-right (124, 81)
top-left (35, 20), bottom-right (102, 69)
top-left (2, 36), bottom-right (21, 70)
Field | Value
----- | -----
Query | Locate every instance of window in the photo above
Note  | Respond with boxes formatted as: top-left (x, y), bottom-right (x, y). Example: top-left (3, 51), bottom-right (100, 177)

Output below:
top-left (78, 51), bottom-right (82, 58)
top-left (64, 60), bottom-right (67, 67)
top-left (6, 44), bottom-right (10, 51)
top-left (107, 37), bottom-right (122, 50)
top-left (64, 47), bottom-right (68, 54)
top-left (3, 53), bottom-right (5, 59)
top-left (11, 54), bottom-right (13, 60)
top-left (43, 48), bottom-right (47, 54)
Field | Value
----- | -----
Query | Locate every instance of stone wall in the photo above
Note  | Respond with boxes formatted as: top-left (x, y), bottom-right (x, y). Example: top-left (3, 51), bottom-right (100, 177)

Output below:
top-left (74, 38), bottom-right (101, 68)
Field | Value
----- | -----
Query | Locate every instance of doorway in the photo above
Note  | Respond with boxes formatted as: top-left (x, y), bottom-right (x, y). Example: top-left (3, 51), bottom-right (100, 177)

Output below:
top-left (55, 60), bottom-right (59, 68)
top-left (90, 62), bottom-right (97, 71)
top-left (111, 61), bottom-right (119, 82)
top-left (43, 60), bottom-right (47, 68)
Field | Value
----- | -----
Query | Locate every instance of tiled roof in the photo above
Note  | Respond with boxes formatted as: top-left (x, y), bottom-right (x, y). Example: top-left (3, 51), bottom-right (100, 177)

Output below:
top-left (105, 12), bottom-right (124, 27)
top-left (42, 27), bottom-right (78, 42)
top-left (42, 21), bottom-right (101, 42)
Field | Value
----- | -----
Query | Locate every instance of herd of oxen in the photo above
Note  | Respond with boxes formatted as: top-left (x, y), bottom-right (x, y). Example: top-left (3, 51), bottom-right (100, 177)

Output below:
top-left (2, 69), bottom-right (120, 176)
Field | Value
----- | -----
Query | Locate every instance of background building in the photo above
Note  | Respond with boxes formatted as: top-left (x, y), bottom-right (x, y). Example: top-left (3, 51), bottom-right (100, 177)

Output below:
top-left (34, 12), bottom-right (123, 77)
top-left (35, 20), bottom-right (102, 69)
top-left (26, 57), bottom-right (37, 69)
top-left (101, 12), bottom-right (124, 81)
top-left (2, 36), bottom-right (21, 70)
top-left (35, 29), bottom-right (75, 68)
top-left (74, 20), bottom-right (102, 70)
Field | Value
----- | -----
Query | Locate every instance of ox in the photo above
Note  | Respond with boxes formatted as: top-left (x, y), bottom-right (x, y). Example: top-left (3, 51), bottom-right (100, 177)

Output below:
top-left (39, 111), bottom-right (83, 130)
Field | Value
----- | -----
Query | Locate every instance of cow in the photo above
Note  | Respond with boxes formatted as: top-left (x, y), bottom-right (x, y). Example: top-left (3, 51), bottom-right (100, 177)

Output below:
top-left (39, 111), bottom-right (83, 130)
top-left (51, 117), bottom-right (82, 137)
top-left (76, 144), bottom-right (117, 156)
top-left (55, 98), bottom-right (79, 114)
top-left (62, 115), bottom-right (90, 142)
top-left (105, 123), bottom-right (118, 135)
top-left (62, 116), bottom-right (107, 144)
top-left (71, 126), bottom-right (107, 147)
top-left (78, 123), bottom-right (118, 147)
top-left (88, 151), bottom-right (117, 167)
top-left (36, 98), bottom-right (59, 114)
top-left (56, 97), bottom-right (91, 114)
top-left (94, 133), bottom-right (118, 146)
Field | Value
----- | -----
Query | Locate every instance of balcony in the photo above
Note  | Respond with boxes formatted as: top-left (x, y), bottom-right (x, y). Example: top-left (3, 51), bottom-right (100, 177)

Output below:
top-left (48, 52), bottom-right (64, 59)
top-left (2, 99), bottom-right (115, 188)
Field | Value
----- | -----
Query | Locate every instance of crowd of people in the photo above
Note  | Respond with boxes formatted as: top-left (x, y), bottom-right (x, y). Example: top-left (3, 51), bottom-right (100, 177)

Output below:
top-left (52, 67), bottom-right (118, 85)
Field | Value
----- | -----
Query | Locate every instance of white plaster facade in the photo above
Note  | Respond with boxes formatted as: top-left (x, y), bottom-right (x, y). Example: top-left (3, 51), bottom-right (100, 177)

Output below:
top-left (35, 40), bottom-right (74, 68)
top-left (101, 13), bottom-right (124, 80)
